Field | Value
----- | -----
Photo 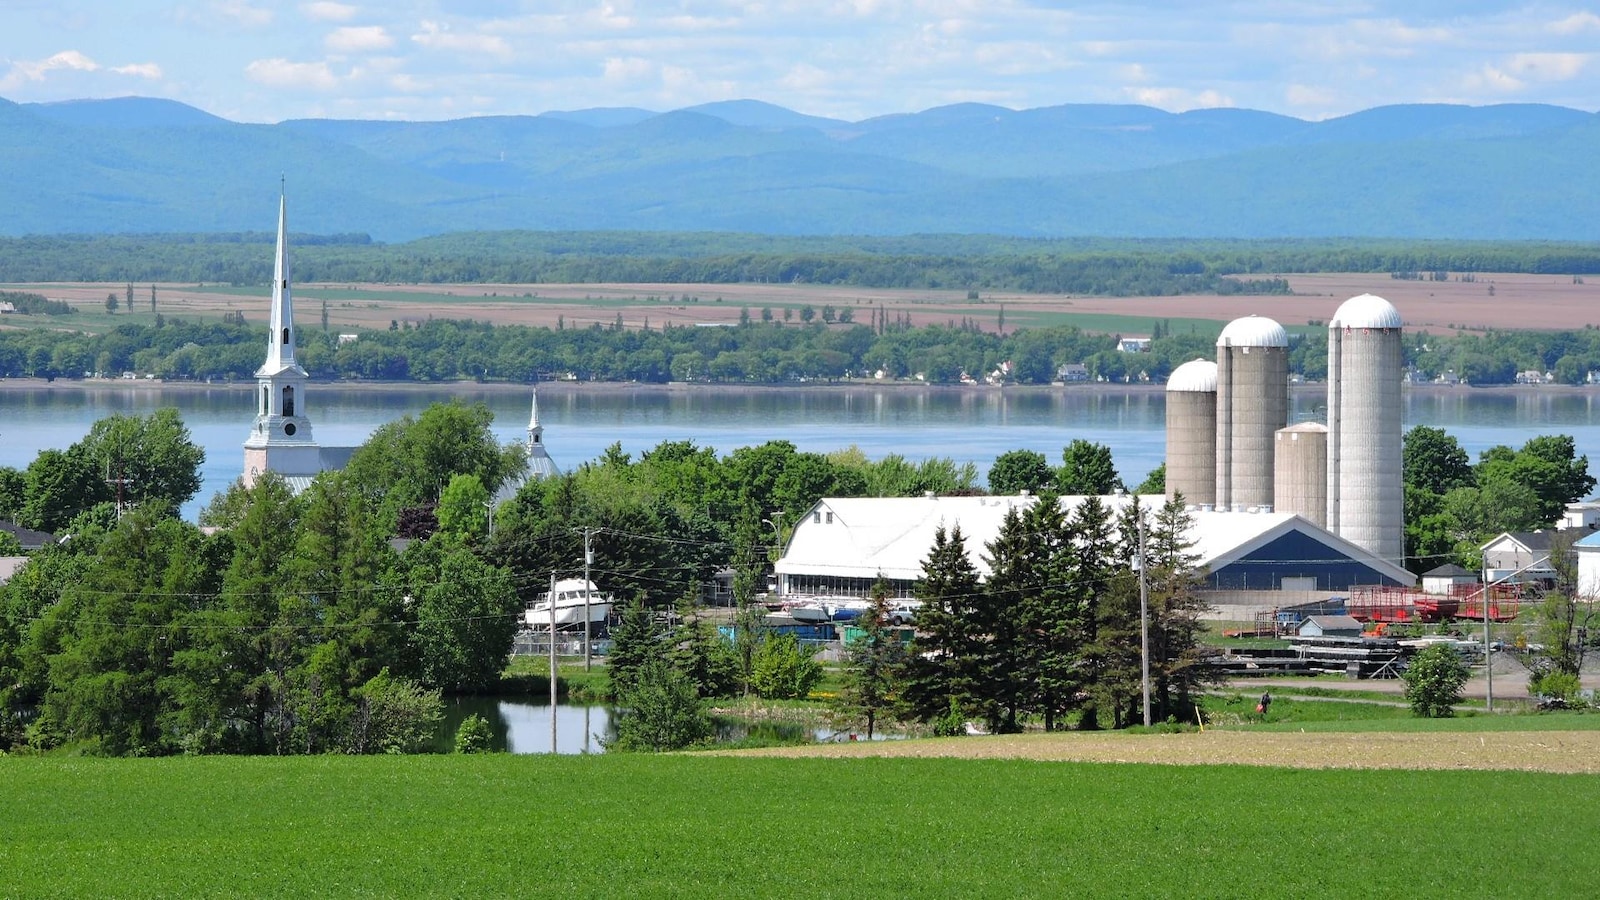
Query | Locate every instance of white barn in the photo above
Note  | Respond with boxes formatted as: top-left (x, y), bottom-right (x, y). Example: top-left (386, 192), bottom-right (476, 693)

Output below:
top-left (773, 494), bottom-right (1414, 610)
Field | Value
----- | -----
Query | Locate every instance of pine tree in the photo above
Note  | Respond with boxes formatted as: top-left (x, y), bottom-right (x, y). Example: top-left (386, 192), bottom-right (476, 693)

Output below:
top-left (837, 578), bottom-right (906, 739)
top-left (607, 594), bottom-right (663, 701)
top-left (1015, 494), bottom-right (1079, 731)
top-left (1144, 497), bottom-right (1211, 722)
top-left (898, 524), bottom-right (983, 724)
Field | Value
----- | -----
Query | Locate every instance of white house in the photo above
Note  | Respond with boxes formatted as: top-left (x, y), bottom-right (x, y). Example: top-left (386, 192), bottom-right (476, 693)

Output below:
top-left (1558, 502), bottom-right (1600, 532)
top-left (1480, 531), bottom-right (1559, 585)
top-left (1576, 531), bottom-right (1600, 599)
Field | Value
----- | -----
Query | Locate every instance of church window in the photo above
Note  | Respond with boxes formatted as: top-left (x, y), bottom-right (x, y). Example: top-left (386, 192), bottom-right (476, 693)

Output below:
top-left (283, 385), bottom-right (295, 417)
top-left (284, 423), bottom-right (297, 436)
top-left (261, 385), bottom-right (269, 414)
top-left (282, 327), bottom-right (291, 345)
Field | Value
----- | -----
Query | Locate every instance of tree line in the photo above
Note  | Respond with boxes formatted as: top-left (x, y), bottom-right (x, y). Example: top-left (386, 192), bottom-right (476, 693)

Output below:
top-left (10, 308), bottom-right (1600, 386)
top-left (6, 231), bottom-right (1600, 292)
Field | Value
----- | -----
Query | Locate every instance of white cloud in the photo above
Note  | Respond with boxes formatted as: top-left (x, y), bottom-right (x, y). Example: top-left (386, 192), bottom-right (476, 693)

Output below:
top-left (411, 20), bottom-right (513, 58)
top-left (213, 0), bottom-right (273, 28)
top-left (602, 57), bottom-right (654, 84)
top-left (110, 63), bottom-right (164, 80)
top-left (301, 1), bottom-right (359, 22)
top-left (244, 57), bottom-right (339, 90)
top-left (0, 50), bottom-right (163, 91)
top-left (1285, 83), bottom-right (1337, 109)
top-left (1124, 86), bottom-right (1233, 110)
top-left (1504, 52), bottom-right (1590, 81)
top-left (1547, 11), bottom-right (1600, 34)
top-left (1464, 64), bottom-right (1524, 94)
top-left (327, 26), bottom-right (394, 53)
top-left (4, 50), bottom-right (99, 84)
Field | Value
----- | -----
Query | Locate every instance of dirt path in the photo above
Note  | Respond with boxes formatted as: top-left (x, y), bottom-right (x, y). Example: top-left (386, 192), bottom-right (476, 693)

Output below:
top-left (728, 729), bottom-right (1600, 773)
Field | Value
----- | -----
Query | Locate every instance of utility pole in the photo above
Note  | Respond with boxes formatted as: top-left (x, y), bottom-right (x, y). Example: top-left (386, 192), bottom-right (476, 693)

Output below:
top-left (1138, 504), bottom-right (1151, 728)
top-left (1483, 558), bottom-right (1493, 713)
top-left (548, 571), bottom-right (558, 754)
top-left (583, 527), bottom-right (594, 672)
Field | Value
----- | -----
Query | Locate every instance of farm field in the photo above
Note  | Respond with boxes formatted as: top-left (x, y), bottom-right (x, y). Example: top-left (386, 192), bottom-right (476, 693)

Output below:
top-left (2, 751), bottom-right (1595, 898)
top-left (10, 271), bottom-right (1598, 336)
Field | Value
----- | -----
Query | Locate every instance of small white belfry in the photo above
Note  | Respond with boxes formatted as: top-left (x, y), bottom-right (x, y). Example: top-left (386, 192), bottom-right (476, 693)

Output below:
top-left (241, 190), bottom-right (355, 491)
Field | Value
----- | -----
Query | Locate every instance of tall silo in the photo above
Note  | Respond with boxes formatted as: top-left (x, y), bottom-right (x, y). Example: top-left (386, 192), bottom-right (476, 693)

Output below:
top-left (1327, 293), bottom-right (1404, 563)
top-left (1165, 358), bottom-right (1218, 506)
top-left (1275, 422), bottom-right (1328, 525)
top-left (1215, 315), bottom-right (1290, 512)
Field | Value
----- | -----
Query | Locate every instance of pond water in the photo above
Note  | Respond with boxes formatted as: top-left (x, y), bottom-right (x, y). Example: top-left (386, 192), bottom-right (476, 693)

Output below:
top-left (435, 695), bottom-right (878, 754)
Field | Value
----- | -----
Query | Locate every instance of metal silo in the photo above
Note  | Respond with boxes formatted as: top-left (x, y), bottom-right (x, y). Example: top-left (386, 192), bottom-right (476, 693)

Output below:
top-left (1327, 293), bottom-right (1404, 563)
top-left (1215, 316), bottom-right (1290, 512)
top-left (1165, 358), bottom-right (1218, 506)
top-left (1275, 422), bottom-right (1328, 525)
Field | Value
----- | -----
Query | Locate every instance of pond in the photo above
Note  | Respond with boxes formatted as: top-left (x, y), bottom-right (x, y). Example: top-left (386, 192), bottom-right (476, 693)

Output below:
top-left (434, 696), bottom-right (892, 754)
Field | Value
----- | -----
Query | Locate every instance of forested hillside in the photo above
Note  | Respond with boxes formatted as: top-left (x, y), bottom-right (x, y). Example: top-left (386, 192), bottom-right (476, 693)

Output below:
top-left (3, 231), bottom-right (1598, 289)
top-left (2, 96), bottom-right (1597, 240)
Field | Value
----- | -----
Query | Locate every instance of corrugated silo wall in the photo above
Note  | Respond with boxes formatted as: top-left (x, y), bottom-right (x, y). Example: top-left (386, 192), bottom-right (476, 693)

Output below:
top-left (1274, 427), bottom-right (1327, 525)
top-left (1334, 327), bottom-right (1404, 562)
top-left (1216, 345), bottom-right (1288, 510)
top-left (1166, 390), bottom-right (1217, 505)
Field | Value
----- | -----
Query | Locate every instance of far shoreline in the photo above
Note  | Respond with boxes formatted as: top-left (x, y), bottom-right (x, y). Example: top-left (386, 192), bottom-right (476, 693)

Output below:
top-left (0, 376), bottom-right (1595, 398)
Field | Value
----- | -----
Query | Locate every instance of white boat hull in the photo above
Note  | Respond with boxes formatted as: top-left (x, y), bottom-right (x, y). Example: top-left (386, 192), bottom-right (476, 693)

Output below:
top-left (525, 602), bottom-right (612, 627)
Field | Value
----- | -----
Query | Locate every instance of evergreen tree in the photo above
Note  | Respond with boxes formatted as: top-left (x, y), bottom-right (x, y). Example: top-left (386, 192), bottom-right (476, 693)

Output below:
top-left (608, 594), bottom-right (664, 701)
top-left (1143, 497), bottom-right (1212, 722)
top-left (836, 578), bottom-right (906, 739)
top-left (899, 524), bottom-right (984, 724)
top-left (974, 506), bottom-right (1037, 732)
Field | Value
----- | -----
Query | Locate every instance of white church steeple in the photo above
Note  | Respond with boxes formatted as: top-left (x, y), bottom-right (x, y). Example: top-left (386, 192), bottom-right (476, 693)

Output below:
top-left (243, 187), bottom-right (316, 485)
top-left (261, 190), bottom-right (298, 375)
top-left (524, 389), bottom-right (559, 480)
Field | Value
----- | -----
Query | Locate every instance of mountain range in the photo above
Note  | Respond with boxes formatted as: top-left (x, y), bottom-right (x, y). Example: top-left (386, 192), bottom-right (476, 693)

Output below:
top-left (1, 95), bottom-right (1596, 242)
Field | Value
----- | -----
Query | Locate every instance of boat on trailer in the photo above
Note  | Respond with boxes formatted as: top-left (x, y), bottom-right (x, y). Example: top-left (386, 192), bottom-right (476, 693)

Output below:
top-left (526, 578), bottom-right (613, 627)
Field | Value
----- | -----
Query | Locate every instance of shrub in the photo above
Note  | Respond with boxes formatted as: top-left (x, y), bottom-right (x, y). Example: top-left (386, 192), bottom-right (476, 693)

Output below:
top-left (1529, 671), bottom-right (1583, 707)
top-left (1403, 644), bottom-right (1469, 718)
top-left (348, 669), bottom-right (443, 754)
top-left (932, 698), bottom-right (967, 737)
top-left (750, 633), bottom-right (823, 700)
top-left (453, 714), bottom-right (493, 753)
top-left (607, 660), bottom-right (712, 753)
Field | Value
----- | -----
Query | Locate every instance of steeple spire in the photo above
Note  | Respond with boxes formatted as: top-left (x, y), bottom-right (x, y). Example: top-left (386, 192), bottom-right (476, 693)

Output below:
top-left (245, 185), bottom-right (314, 477)
top-left (523, 388), bottom-right (559, 479)
top-left (263, 189), bottom-right (297, 374)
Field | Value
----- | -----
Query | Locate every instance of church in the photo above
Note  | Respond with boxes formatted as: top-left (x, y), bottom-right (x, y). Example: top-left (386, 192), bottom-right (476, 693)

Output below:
top-left (241, 192), bottom-right (558, 493)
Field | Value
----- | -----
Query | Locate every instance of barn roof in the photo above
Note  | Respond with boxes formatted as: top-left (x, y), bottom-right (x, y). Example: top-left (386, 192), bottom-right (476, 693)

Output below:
top-left (775, 495), bottom-right (1414, 586)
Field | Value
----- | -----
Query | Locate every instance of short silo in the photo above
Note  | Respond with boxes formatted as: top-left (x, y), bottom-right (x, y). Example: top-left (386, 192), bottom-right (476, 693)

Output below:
top-left (1275, 422), bottom-right (1328, 525)
top-left (1327, 293), bottom-right (1404, 563)
top-left (1215, 315), bottom-right (1290, 512)
top-left (1165, 358), bottom-right (1218, 506)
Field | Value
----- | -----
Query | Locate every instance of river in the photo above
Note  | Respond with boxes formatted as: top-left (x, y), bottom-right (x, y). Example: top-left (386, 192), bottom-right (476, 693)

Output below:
top-left (2, 381), bottom-right (1599, 519)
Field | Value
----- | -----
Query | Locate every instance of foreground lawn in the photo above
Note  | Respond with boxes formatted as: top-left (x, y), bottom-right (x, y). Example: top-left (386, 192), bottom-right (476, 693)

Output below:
top-left (1, 754), bottom-right (1595, 898)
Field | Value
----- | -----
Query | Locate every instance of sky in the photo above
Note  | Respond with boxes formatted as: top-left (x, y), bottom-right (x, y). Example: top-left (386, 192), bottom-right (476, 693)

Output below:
top-left (2, 1), bottom-right (1598, 123)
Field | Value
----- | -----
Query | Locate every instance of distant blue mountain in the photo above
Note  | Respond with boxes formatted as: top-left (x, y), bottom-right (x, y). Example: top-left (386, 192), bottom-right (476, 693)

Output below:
top-left (24, 96), bottom-right (228, 128)
top-left (0, 95), bottom-right (1595, 241)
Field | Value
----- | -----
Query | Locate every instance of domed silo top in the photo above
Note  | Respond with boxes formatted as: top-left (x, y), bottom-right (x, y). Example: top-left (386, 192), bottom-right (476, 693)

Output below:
top-left (1277, 421), bottom-right (1329, 435)
top-left (1216, 315), bottom-right (1289, 348)
top-left (1166, 358), bottom-right (1219, 392)
top-left (1329, 293), bottom-right (1403, 329)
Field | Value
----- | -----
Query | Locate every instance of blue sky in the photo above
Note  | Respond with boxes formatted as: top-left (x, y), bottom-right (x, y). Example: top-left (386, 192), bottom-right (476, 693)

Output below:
top-left (3, 1), bottom-right (1598, 122)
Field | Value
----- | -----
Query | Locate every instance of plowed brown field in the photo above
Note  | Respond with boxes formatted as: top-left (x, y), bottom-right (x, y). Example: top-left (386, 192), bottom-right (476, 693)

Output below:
top-left (730, 728), bottom-right (1600, 773)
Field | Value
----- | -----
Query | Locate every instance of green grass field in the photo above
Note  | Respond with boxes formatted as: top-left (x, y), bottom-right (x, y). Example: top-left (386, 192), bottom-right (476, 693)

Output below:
top-left (1, 754), bottom-right (1594, 898)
